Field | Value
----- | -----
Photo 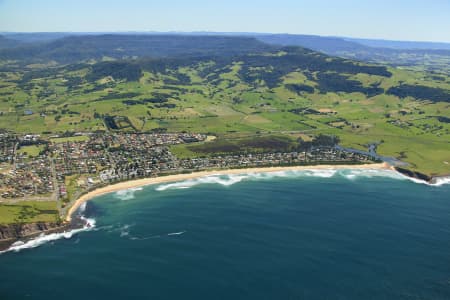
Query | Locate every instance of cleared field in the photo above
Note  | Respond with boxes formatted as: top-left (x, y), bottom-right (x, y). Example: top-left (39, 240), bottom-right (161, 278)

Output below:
top-left (0, 49), bottom-right (449, 176)
top-left (17, 145), bottom-right (45, 157)
top-left (0, 201), bottom-right (58, 224)
top-left (50, 136), bottom-right (89, 143)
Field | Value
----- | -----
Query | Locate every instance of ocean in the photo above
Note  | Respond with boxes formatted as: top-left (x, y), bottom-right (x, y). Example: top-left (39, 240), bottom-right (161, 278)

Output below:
top-left (1, 169), bottom-right (450, 300)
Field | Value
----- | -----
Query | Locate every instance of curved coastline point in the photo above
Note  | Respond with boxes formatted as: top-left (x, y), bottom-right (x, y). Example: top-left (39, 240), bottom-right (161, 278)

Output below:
top-left (66, 163), bottom-right (391, 222)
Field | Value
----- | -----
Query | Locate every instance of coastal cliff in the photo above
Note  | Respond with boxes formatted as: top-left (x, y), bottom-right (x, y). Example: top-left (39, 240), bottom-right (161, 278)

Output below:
top-left (0, 222), bottom-right (69, 251)
top-left (394, 167), bottom-right (432, 182)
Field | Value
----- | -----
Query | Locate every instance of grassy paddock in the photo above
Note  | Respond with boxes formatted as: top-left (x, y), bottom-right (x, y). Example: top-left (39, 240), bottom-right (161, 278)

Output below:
top-left (0, 201), bottom-right (58, 225)
top-left (50, 135), bottom-right (89, 144)
top-left (17, 145), bottom-right (45, 157)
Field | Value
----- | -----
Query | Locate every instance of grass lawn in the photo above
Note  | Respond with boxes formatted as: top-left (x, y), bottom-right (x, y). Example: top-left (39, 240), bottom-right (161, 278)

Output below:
top-left (50, 135), bottom-right (89, 144)
top-left (17, 145), bottom-right (45, 157)
top-left (0, 201), bottom-right (58, 225)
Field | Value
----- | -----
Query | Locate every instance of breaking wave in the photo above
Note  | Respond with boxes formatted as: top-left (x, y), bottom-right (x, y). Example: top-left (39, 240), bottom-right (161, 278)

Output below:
top-left (167, 231), bottom-right (186, 236)
top-left (104, 223), bottom-right (186, 240)
top-left (0, 218), bottom-right (95, 255)
top-left (0, 203), bottom-right (96, 255)
top-left (114, 187), bottom-right (143, 200)
top-left (155, 168), bottom-right (449, 191)
top-left (431, 177), bottom-right (450, 187)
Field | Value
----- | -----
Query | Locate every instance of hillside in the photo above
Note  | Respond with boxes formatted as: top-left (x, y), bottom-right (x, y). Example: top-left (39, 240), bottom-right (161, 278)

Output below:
top-left (256, 34), bottom-right (450, 73)
top-left (0, 35), bottom-right (449, 175)
top-left (0, 35), bottom-right (23, 49)
top-left (0, 34), bottom-right (274, 64)
top-left (3, 32), bottom-right (450, 73)
top-left (344, 37), bottom-right (450, 50)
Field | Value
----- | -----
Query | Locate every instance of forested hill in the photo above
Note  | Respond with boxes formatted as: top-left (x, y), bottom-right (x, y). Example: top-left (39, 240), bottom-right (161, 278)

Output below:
top-left (0, 35), bottom-right (23, 49)
top-left (257, 34), bottom-right (369, 53)
top-left (256, 34), bottom-right (450, 73)
top-left (0, 34), bottom-right (449, 174)
top-left (2, 33), bottom-right (450, 73)
top-left (344, 37), bottom-right (450, 50)
top-left (0, 35), bottom-right (275, 63)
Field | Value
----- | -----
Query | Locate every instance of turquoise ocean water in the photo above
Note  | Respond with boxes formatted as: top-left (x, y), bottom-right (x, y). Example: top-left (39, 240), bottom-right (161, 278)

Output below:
top-left (1, 168), bottom-right (450, 299)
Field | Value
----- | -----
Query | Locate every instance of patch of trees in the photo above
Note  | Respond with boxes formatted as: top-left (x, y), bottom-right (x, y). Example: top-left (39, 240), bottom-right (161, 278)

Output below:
top-left (65, 76), bottom-right (84, 90)
top-left (87, 61), bottom-right (142, 82)
top-left (436, 116), bottom-right (450, 123)
top-left (103, 115), bottom-right (119, 130)
top-left (63, 63), bottom-right (89, 72)
top-left (139, 57), bottom-right (205, 74)
top-left (98, 92), bottom-right (141, 101)
top-left (298, 134), bottom-right (340, 151)
top-left (316, 72), bottom-right (384, 96)
top-left (238, 135), bottom-right (296, 152)
top-left (145, 97), bottom-right (169, 104)
top-left (429, 75), bottom-right (446, 81)
top-left (84, 82), bottom-right (115, 93)
top-left (122, 100), bottom-right (144, 106)
top-left (162, 73), bottom-right (191, 85)
top-left (60, 109), bottom-right (80, 115)
top-left (238, 48), bottom-right (391, 88)
top-left (155, 103), bottom-right (176, 108)
top-left (312, 134), bottom-right (340, 147)
top-left (103, 115), bottom-right (135, 131)
top-left (189, 135), bottom-right (297, 155)
top-left (285, 83), bottom-right (314, 94)
top-left (386, 84), bottom-right (450, 103)
top-left (18, 68), bottom-right (58, 84)
top-left (160, 85), bottom-right (189, 93)
top-left (149, 127), bottom-right (168, 133)
top-left (122, 92), bottom-right (172, 105)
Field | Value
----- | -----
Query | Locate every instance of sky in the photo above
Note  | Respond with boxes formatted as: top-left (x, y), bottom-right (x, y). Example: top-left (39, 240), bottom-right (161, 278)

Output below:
top-left (1, 0), bottom-right (449, 42)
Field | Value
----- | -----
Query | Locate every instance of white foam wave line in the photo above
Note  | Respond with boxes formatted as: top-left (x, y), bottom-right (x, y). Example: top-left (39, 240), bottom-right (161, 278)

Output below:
top-left (167, 231), bottom-right (186, 236)
top-left (394, 172), bottom-right (450, 187)
top-left (0, 217), bottom-right (96, 254)
top-left (155, 170), bottom-right (337, 191)
top-left (339, 169), bottom-right (406, 181)
top-left (155, 168), bottom-right (449, 191)
top-left (119, 224), bottom-right (132, 238)
top-left (114, 187), bottom-right (143, 201)
top-left (79, 201), bottom-right (87, 213)
top-left (432, 177), bottom-right (450, 187)
top-left (155, 174), bottom-right (248, 191)
top-left (337, 169), bottom-right (449, 187)
top-left (154, 168), bottom-right (382, 191)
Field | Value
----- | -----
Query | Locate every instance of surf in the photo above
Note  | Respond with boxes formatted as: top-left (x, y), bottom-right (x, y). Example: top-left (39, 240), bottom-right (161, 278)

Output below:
top-left (0, 202), bottom-right (96, 255)
top-left (154, 168), bottom-right (448, 191)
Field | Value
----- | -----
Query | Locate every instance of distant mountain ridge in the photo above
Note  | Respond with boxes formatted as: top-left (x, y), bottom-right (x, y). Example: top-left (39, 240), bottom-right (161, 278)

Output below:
top-left (343, 37), bottom-right (450, 50)
top-left (1, 32), bottom-right (450, 72)
top-left (0, 34), bottom-right (275, 63)
top-left (0, 35), bottom-right (23, 49)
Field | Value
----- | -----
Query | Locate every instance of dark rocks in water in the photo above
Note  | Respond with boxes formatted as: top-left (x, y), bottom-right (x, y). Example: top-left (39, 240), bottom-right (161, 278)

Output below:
top-left (395, 167), bottom-right (431, 182)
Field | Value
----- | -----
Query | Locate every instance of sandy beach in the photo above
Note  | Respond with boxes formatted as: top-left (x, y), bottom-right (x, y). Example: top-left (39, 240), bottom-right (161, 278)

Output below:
top-left (66, 162), bottom-right (391, 221)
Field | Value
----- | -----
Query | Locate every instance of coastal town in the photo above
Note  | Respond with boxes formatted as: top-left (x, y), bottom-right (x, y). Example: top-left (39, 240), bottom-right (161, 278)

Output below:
top-left (0, 130), bottom-right (377, 216)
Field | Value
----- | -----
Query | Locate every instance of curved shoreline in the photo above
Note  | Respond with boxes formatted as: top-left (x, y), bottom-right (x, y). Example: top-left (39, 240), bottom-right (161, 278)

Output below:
top-left (65, 162), bottom-right (391, 222)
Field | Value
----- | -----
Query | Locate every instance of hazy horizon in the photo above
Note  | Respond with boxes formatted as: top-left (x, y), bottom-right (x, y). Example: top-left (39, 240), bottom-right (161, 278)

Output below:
top-left (1, 31), bottom-right (450, 46)
top-left (1, 0), bottom-right (449, 43)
